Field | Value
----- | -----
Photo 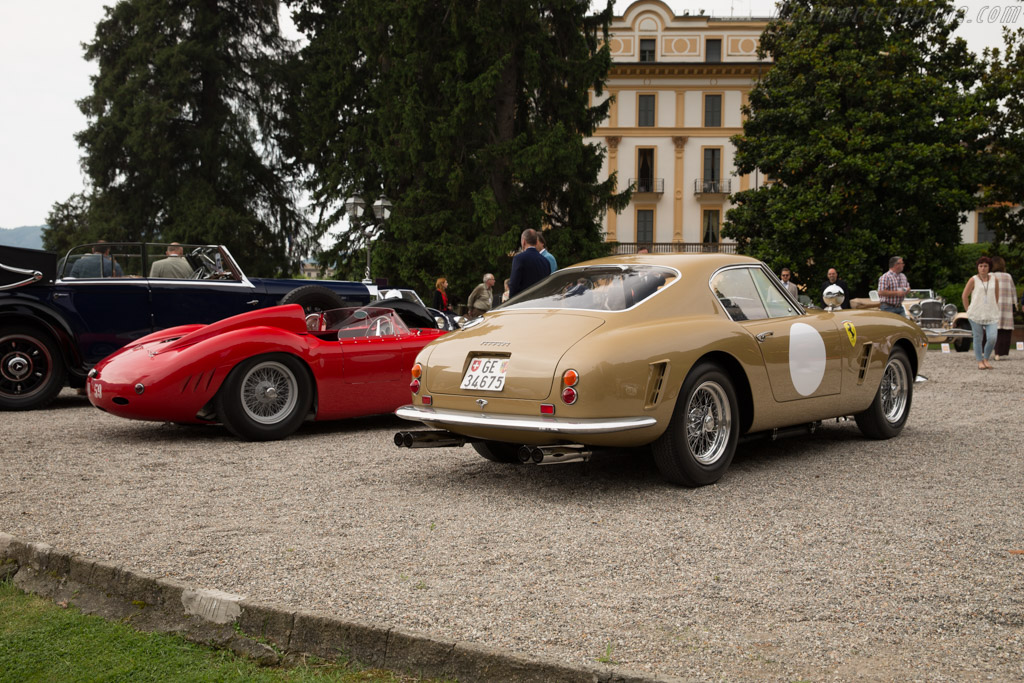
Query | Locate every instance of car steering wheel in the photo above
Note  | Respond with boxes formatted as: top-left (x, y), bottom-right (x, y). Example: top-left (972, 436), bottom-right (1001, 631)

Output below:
top-left (366, 316), bottom-right (393, 337)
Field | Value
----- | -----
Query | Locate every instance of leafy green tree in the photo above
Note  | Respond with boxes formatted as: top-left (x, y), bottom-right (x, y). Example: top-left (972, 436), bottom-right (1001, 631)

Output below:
top-left (286, 0), bottom-right (628, 299)
top-left (64, 0), bottom-right (309, 276)
top-left (726, 0), bottom-right (991, 300)
top-left (42, 193), bottom-right (91, 256)
top-left (979, 27), bottom-right (1024, 276)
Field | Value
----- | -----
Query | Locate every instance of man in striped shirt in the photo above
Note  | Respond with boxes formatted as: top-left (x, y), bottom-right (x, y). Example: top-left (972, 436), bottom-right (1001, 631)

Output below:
top-left (877, 256), bottom-right (910, 317)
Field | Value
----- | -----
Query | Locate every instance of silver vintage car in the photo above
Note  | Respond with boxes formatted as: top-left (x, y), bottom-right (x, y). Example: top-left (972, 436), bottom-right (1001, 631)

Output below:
top-left (903, 289), bottom-right (972, 351)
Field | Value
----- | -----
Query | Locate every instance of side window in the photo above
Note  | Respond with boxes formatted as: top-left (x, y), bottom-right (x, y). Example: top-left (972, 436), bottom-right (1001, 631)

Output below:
top-left (749, 268), bottom-right (799, 318)
top-left (62, 244), bottom-right (141, 279)
top-left (710, 268), bottom-right (768, 321)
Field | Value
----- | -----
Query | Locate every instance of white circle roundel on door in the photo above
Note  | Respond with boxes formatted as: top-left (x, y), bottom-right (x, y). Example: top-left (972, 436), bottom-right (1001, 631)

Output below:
top-left (789, 322), bottom-right (826, 396)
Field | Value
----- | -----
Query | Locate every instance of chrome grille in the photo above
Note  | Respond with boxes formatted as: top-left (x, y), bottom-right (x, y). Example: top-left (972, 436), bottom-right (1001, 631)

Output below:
top-left (917, 300), bottom-right (944, 328)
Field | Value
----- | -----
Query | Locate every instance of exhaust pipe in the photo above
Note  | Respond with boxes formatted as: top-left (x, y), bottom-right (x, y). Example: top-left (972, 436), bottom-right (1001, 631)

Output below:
top-left (393, 430), bottom-right (470, 448)
top-left (516, 444), bottom-right (592, 465)
top-left (740, 421), bottom-right (824, 444)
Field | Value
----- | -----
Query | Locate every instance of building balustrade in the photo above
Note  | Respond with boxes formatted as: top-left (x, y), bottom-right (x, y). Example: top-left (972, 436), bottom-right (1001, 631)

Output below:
top-left (629, 177), bottom-right (665, 194)
top-left (694, 179), bottom-right (731, 194)
top-left (613, 242), bottom-right (737, 255)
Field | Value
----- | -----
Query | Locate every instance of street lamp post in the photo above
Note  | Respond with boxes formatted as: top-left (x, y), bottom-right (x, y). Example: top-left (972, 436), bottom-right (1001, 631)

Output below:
top-left (344, 195), bottom-right (391, 283)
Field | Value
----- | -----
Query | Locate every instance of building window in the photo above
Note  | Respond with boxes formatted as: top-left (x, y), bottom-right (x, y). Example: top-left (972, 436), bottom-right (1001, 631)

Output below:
top-left (977, 212), bottom-right (995, 242)
top-left (702, 209), bottom-right (721, 244)
top-left (637, 209), bottom-right (654, 243)
top-left (638, 94), bottom-right (655, 127)
top-left (637, 148), bottom-right (655, 192)
top-left (704, 94), bottom-right (722, 127)
top-left (640, 38), bottom-right (656, 63)
top-left (702, 148), bottom-right (722, 192)
top-left (706, 39), bottom-right (722, 63)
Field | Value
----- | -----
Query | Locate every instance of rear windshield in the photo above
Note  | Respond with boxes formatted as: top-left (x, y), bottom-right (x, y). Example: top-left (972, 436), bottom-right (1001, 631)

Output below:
top-left (501, 266), bottom-right (677, 312)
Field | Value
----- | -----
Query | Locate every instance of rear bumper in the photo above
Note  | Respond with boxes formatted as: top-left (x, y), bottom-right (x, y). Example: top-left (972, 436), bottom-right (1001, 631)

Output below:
top-left (395, 404), bottom-right (657, 435)
top-left (921, 327), bottom-right (972, 339)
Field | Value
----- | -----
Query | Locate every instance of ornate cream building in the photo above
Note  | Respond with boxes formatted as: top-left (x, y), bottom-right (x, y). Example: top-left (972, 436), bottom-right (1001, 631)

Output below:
top-left (590, 0), bottom-right (991, 251)
top-left (589, 0), bottom-right (771, 253)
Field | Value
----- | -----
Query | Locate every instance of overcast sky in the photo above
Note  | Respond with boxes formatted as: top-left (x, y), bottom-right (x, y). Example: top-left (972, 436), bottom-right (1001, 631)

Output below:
top-left (0, 0), bottom-right (1018, 229)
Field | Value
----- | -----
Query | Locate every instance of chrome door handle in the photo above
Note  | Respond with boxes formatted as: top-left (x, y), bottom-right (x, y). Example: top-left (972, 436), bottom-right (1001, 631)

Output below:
top-left (246, 299), bottom-right (259, 306)
top-left (755, 331), bottom-right (773, 342)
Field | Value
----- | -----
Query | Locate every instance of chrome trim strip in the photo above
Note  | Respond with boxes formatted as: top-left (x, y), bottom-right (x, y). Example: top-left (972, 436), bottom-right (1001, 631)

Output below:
top-left (395, 405), bottom-right (657, 434)
top-left (0, 262), bottom-right (43, 290)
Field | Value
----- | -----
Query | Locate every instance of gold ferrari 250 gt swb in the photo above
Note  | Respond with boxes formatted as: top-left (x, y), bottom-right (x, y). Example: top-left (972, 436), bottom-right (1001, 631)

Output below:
top-left (395, 253), bottom-right (926, 486)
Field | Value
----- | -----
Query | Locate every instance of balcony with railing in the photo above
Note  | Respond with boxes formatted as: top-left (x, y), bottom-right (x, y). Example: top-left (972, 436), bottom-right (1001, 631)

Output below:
top-left (694, 179), bottom-right (731, 195)
top-left (612, 242), bottom-right (737, 255)
top-left (629, 177), bottom-right (665, 194)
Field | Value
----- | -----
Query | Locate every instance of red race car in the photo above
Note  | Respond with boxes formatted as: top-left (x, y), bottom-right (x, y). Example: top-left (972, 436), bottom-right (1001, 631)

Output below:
top-left (87, 303), bottom-right (447, 440)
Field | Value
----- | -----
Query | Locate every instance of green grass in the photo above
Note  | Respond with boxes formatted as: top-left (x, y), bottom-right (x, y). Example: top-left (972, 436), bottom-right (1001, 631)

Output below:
top-left (0, 580), bottom-right (442, 683)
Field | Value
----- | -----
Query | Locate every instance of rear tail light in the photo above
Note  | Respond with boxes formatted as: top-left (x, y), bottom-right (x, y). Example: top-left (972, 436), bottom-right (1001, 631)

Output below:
top-left (540, 404), bottom-right (555, 415)
top-left (410, 363), bottom-right (423, 394)
top-left (561, 368), bottom-right (579, 404)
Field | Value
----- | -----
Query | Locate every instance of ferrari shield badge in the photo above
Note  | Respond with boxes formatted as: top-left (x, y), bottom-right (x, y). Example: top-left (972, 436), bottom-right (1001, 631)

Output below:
top-left (842, 321), bottom-right (857, 347)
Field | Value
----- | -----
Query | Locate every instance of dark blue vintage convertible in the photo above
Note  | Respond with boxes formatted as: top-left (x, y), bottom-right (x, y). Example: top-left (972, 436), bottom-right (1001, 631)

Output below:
top-left (0, 243), bottom-right (373, 410)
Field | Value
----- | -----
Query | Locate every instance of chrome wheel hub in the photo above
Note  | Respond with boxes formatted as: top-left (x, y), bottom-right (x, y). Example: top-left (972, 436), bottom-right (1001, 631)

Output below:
top-left (5, 354), bottom-right (30, 380)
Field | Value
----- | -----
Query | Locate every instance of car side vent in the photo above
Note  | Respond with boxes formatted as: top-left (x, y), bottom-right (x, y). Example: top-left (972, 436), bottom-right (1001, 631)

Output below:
top-left (645, 361), bottom-right (669, 408)
top-left (180, 371), bottom-right (216, 393)
top-left (857, 343), bottom-right (873, 384)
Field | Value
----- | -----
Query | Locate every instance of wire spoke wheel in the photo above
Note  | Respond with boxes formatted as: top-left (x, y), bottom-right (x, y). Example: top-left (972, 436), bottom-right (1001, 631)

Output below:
top-left (684, 380), bottom-right (731, 465)
top-left (855, 347), bottom-right (913, 440)
top-left (239, 360), bottom-right (299, 425)
top-left (653, 363), bottom-right (739, 486)
top-left (879, 355), bottom-right (909, 424)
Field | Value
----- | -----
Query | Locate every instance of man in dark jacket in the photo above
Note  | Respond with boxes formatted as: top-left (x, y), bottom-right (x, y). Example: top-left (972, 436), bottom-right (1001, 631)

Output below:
top-left (821, 267), bottom-right (851, 309)
top-left (508, 229), bottom-right (551, 298)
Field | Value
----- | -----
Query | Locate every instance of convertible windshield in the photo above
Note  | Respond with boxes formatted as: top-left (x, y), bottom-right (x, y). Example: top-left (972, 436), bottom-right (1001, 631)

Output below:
top-left (322, 307), bottom-right (410, 338)
top-left (502, 266), bottom-right (677, 312)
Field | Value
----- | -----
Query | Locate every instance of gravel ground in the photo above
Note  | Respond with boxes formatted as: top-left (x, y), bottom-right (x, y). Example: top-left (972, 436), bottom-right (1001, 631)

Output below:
top-left (1, 349), bottom-right (1022, 681)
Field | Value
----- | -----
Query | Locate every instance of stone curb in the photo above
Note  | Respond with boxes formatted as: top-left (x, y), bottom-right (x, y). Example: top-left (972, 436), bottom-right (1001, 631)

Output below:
top-left (0, 533), bottom-right (684, 682)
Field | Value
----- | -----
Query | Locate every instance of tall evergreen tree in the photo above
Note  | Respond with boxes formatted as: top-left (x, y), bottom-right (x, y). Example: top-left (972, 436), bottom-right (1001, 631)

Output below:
top-left (726, 0), bottom-right (991, 299)
top-left (51, 0), bottom-right (309, 276)
top-left (286, 0), bottom-right (628, 297)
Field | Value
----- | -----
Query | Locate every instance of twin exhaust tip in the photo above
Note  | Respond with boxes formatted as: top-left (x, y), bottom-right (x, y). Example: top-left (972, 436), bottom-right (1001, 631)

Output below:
top-left (517, 446), bottom-right (545, 463)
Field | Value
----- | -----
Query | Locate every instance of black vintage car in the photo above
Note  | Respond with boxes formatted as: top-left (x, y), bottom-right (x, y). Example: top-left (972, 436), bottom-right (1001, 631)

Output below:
top-left (0, 243), bottom-right (371, 410)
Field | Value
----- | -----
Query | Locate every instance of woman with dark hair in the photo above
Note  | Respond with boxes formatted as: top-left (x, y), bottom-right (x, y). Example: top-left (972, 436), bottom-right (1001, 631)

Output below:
top-left (990, 256), bottom-right (1018, 360)
top-left (962, 256), bottom-right (1000, 369)
top-left (433, 276), bottom-right (450, 312)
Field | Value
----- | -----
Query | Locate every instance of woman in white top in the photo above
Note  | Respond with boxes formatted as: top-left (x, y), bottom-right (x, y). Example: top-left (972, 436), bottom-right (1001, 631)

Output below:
top-left (990, 256), bottom-right (1018, 360)
top-left (962, 256), bottom-right (1000, 370)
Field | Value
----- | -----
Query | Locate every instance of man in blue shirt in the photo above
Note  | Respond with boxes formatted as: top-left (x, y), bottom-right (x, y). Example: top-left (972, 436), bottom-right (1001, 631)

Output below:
top-left (69, 242), bottom-right (124, 278)
top-left (537, 231), bottom-right (557, 273)
top-left (508, 229), bottom-right (551, 298)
